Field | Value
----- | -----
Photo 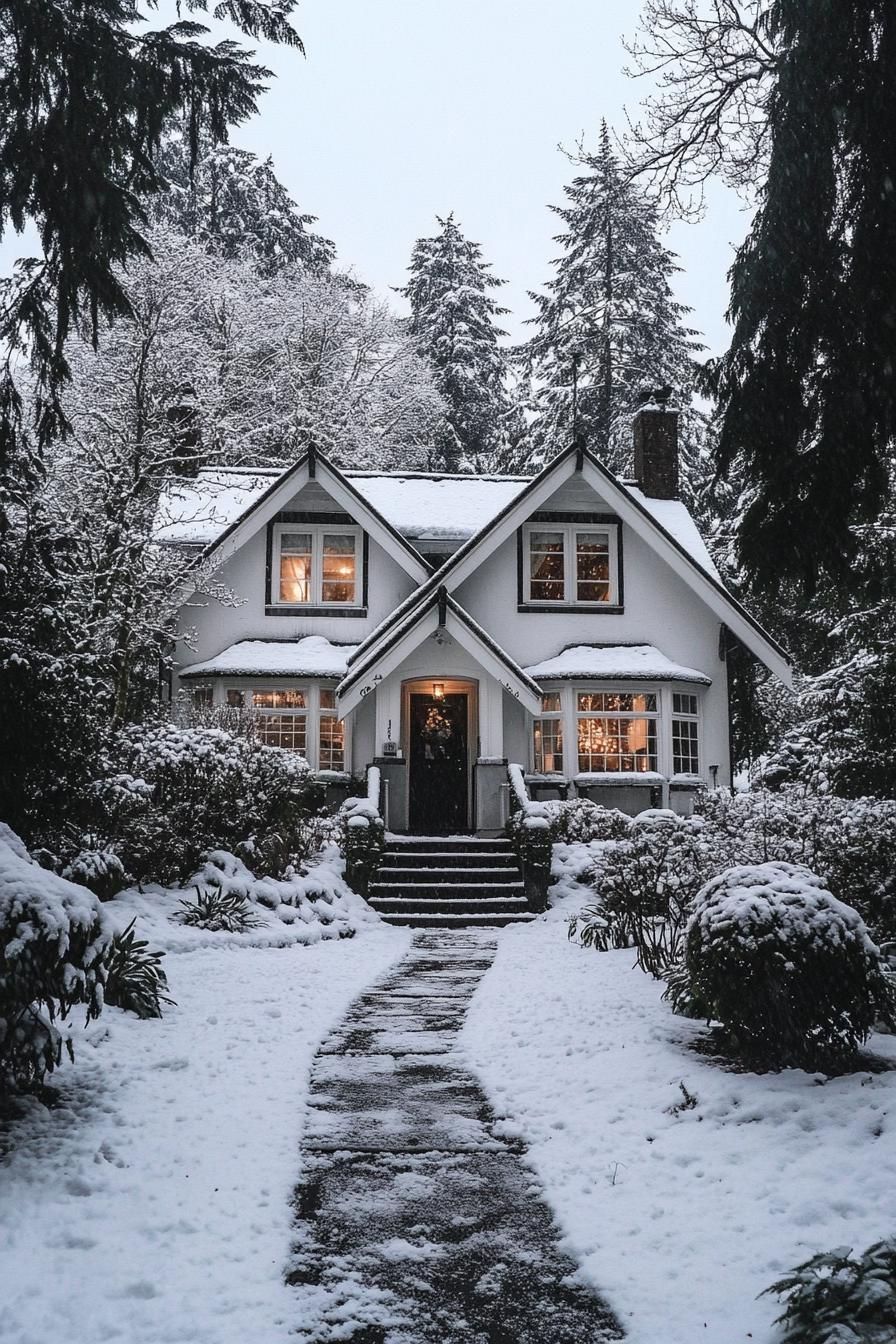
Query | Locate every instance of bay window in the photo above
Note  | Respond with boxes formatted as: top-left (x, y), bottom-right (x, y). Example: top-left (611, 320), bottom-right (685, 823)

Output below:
top-left (272, 524), bottom-right (361, 607)
top-left (317, 689), bottom-right (345, 771)
top-left (523, 523), bottom-right (618, 606)
top-left (249, 685), bottom-right (345, 771)
top-left (529, 685), bottom-right (702, 779)
top-left (577, 692), bottom-right (658, 773)
top-left (672, 692), bottom-right (700, 775)
top-left (533, 692), bottom-right (564, 773)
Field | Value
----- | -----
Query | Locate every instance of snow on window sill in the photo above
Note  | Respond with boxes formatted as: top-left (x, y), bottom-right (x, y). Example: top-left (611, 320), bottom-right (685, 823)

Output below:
top-left (574, 771), bottom-right (665, 786)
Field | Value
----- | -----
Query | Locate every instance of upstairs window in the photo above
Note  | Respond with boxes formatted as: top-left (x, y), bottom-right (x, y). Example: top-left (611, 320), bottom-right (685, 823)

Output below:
top-left (576, 691), bottom-right (657, 773)
top-left (272, 525), bottom-right (361, 607)
top-left (523, 523), bottom-right (618, 606)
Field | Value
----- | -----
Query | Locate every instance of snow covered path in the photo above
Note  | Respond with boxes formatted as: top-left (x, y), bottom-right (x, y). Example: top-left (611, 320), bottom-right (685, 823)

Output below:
top-left (0, 928), bottom-right (409, 1344)
top-left (462, 920), bottom-right (896, 1344)
top-left (290, 929), bottom-right (622, 1343)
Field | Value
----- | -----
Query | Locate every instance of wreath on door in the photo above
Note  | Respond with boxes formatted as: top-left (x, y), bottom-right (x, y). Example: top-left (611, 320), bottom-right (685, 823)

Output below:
top-left (420, 703), bottom-right (454, 743)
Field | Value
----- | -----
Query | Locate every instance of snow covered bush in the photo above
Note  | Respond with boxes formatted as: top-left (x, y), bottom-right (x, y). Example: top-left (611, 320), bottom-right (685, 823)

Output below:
top-left (0, 828), bottom-right (111, 1090)
top-left (97, 721), bottom-right (324, 883)
top-left (696, 789), bottom-right (896, 943)
top-left (682, 862), bottom-right (894, 1069)
top-left (571, 809), bottom-right (713, 977)
top-left (540, 798), bottom-right (629, 844)
top-left (103, 921), bottom-right (172, 1019)
top-left (762, 1238), bottom-right (896, 1343)
top-left (62, 847), bottom-right (127, 901)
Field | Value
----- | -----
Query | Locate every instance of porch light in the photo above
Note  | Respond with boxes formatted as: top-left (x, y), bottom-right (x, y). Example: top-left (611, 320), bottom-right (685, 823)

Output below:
top-left (432, 682), bottom-right (444, 699)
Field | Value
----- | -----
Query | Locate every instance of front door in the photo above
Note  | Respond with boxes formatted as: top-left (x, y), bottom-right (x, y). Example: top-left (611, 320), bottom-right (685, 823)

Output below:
top-left (408, 692), bottom-right (469, 834)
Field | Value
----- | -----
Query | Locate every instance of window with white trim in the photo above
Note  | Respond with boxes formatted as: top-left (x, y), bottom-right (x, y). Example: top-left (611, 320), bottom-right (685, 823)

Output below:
top-left (252, 689), bottom-right (308, 752)
top-left (523, 523), bottom-right (618, 606)
top-left (576, 691), bottom-right (658, 773)
top-left (249, 686), bottom-right (346, 770)
top-left (672, 692), bottom-right (699, 775)
top-left (318, 689), bottom-right (345, 771)
top-left (272, 524), bottom-right (361, 607)
top-left (533, 692), bottom-right (564, 773)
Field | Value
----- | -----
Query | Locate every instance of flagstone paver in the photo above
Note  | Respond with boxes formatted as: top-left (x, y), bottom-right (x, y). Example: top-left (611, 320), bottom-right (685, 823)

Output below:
top-left (290, 929), bottom-right (623, 1343)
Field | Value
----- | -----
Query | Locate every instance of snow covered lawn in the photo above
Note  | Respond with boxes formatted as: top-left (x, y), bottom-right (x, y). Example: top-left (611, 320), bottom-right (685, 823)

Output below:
top-left (0, 927), bottom-right (409, 1344)
top-left (461, 919), bottom-right (896, 1344)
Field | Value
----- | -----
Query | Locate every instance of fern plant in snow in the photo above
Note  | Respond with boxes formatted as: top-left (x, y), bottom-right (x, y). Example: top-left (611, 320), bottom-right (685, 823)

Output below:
top-left (683, 862), bottom-right (893, 1069)
top-left (0, 829), bottom-right (111, 1089)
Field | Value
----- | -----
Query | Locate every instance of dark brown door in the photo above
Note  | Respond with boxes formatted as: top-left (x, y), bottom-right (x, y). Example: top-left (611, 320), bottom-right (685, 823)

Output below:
top-left (408, 693), bottom-right (469, 834)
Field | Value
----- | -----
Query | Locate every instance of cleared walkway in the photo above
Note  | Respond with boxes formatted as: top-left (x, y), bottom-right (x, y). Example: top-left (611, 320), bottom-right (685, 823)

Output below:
top-left (290, 930), bottom-right (623, 1343)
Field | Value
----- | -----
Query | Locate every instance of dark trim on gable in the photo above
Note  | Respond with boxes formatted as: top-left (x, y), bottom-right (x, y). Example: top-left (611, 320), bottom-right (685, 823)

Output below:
top-left (530, 511), bottom-right (621, 524)
top-left (517, 605), bottom-right (625, 615)
top-left (338, 589), bottom-right (539, 702)
top-left (265, 606), bottom-right (369, 618)
top-left (275, 510), bottom-right (354, 524)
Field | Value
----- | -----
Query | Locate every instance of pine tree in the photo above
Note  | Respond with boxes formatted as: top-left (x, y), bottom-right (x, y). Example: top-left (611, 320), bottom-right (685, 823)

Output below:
top-left (708, 1), bottom-right (896, 596)
top-left (398, 214), bottom-right (510, 471)
top-left (520, 122), bottom-right (701, 473)
top-left (153, 135), bottom-right (335, 274)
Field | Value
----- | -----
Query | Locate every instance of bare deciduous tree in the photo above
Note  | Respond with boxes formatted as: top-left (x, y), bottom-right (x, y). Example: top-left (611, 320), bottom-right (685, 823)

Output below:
top-left (624, 0), bottom-right (777, 215)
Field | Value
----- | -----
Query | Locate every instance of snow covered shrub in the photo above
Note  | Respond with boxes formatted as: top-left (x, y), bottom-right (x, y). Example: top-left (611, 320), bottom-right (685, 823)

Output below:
top-left (540, 799), bottom-right (629, 844)
top-left (177, 887), bottom-right (263, 933)
top-left (695, 790), bottom-right (896, 943)
top-left (103, 920), bottom-right (172, 1019)
top-left (62, 847), bottom-right (127, 901)
top-left (98, 721), bottom-right (323, 883)
top-left (0, 828), bottom-right (111, 1090)
top-left (684, 862), bottom-right (894, 1069)
top-left (762, 1239), bottom-right (896, 1343)
top-left (573, 810), bottom-right (713, 977)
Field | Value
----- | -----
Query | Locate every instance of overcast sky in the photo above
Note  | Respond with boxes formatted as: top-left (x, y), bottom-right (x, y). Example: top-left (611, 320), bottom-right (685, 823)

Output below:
top-left (1, 0), bottom-right (753, 356)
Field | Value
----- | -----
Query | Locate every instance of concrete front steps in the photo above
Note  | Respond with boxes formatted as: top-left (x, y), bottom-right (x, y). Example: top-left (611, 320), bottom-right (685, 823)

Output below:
top-left (368, 837), bottom-right (537, 928)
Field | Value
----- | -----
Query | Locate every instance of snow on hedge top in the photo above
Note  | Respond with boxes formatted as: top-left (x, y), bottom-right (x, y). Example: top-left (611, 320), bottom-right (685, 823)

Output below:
top-left (0, 828), bottom-right (110, 958)
top-left (181, 636), bottom-right (358, 679)
top-left (690, 862), bottom-right (880, 957)
top-left (156, 468), bottom-right (530, 546)
top-left (524, 644), bottom-right (711, 684)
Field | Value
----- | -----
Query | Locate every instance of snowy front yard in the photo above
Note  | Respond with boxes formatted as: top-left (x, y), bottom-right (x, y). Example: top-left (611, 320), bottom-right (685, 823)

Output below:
top-left (462, 919), bottom-right (896, 1344)
top-left (0, 928), bottom-right (409, 1344)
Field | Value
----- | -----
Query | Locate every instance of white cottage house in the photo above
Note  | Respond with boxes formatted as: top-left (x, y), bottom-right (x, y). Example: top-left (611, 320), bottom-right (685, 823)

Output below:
top-left (159, 405), bottom-right (791, 836)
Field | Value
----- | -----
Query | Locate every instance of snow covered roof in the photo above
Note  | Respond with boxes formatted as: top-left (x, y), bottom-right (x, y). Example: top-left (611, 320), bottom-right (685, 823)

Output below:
top-left (523, 644), bottom-right (712, 685)
top-left (180, 636), bottom-right (358, 679)
top-left (627, 488), bottom-right (721, 582)
top-left (156, 468), bottom-right (529, 547)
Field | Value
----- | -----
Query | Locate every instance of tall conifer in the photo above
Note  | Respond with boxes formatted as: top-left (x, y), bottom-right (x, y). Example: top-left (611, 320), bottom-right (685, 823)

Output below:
top-left (520, 123), bottom-right (700, 473)
top-left (398, 214), bottom-right (509, 471)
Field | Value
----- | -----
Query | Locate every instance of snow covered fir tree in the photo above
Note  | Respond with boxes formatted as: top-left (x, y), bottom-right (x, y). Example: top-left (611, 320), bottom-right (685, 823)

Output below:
top-left (398, 213), bottom-right (511, 470)
top-left (2, 5), bottom-right (896, 1342)
top-left (519, 122), bottom-right (702, 476)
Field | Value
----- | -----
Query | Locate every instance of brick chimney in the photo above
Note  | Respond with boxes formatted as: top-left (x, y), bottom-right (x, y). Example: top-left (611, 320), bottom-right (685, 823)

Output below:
top-left (632, 392), bottom-right (679, 499)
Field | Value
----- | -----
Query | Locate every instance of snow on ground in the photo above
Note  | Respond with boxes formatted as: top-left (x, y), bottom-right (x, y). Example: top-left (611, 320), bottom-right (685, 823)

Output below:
top-left (0, 926), bottom-right (410, 1344)
top-left (461, 920), bottom-right (896, 1344)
